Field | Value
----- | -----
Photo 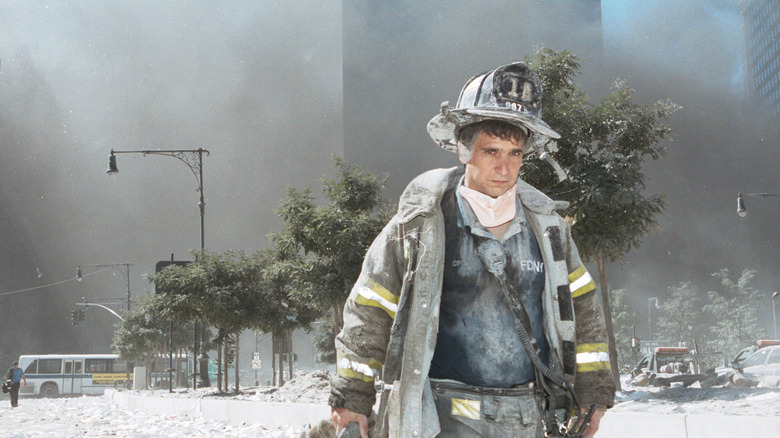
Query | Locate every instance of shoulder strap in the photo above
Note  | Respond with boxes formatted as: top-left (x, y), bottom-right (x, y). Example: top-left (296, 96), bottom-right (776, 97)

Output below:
top-left (474, 237), bottom-right (579, 407)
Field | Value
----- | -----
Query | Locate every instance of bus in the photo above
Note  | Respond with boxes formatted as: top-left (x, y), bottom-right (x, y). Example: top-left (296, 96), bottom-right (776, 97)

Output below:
top-left (17, 354), bottom-right (133, 397)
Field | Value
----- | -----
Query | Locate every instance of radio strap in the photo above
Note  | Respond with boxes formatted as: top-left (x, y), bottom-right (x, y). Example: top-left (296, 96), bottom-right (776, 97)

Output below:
top-left (474, 237), bottom-right (581, 414)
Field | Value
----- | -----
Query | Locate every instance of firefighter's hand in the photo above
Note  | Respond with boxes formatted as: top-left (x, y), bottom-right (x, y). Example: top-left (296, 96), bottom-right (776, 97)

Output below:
top-left (579, 407), bottom-right (605, 437)
top-left (330, 407), bottom-right (369, 438)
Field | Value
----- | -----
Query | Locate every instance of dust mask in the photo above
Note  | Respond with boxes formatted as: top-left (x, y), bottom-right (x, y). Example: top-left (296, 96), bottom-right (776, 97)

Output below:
top-left (458, 183), bottom-right (517, 227)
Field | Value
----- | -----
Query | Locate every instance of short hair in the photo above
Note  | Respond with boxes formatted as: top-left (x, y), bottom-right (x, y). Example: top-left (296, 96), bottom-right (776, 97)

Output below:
top-left (456, 120), bottom-right (528, 150)
top-left (12, 362), bottom-right (18, 365)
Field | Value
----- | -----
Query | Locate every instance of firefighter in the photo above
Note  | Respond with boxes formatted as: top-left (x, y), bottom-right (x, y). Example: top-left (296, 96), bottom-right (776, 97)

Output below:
top-left (328, 62), bottom-right (615, 437)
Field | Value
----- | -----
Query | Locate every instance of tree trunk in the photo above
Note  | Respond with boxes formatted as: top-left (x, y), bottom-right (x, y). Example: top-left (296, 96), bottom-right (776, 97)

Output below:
top-left (235, 332), bottom-right (240, 393)
top-left (278, 331), bottom-right (285, 386)
top-left (223, 339), bottom-right (229, 392)
top-left (597, 249), bottom-right (622, 391)
top-left (271, 331), bottom-right (277, 387)
top-left (333, 304), bottom-right (343, 331)
top-left (217, 336), bottom-right (225, 391)
top-left (287, 329), bottom-right (293, 382)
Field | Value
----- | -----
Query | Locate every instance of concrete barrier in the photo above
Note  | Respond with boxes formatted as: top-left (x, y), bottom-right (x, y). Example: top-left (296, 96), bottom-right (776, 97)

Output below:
top-left (596, 410), bottom-right (780, 437)
top-left (105, 390), bottom-right (780, 437)
top-left (105, 390), bottom-right (330, 429)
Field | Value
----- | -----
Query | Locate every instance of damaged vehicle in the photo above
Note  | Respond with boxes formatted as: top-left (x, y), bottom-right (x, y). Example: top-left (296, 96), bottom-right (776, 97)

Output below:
top-left (630, 346), bottom-right (709, 387)
top-left (717, 340), bottom-right (780, 388)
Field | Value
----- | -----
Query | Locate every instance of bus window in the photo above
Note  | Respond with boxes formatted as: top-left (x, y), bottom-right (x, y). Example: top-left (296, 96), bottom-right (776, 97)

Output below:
top-left (39, 359), bottom-right (62, 374)
top-left (65, 362), bottom-right (73, 374)
top-left (75, 361), bottom-right (82, 374)
top-left (85, 359), bottom-right (110, 373)
top-left (24, 360), bottom-right (38, 374)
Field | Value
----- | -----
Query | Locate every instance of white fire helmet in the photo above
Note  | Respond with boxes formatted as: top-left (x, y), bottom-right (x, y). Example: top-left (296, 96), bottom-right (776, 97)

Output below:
top-left (427, 62), bottom-right (560, 154)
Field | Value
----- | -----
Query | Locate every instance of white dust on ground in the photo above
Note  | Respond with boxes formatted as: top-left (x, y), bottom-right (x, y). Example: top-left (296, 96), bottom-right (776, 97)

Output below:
top-left (613, 374), bottom-right (780, 417)
top-left (134, 370), bottom-right (780, 419)
top-left (4, 370), bottom-right (780, 437)
top-left (0, 394), bottom-right (300, 437)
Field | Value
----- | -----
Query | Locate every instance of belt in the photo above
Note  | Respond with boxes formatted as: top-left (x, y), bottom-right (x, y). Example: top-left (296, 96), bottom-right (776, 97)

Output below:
top-left (430, 378), bottom-right (537, 397)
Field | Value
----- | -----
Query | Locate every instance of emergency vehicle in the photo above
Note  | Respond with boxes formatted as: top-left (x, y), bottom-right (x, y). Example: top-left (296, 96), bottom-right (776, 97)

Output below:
top-left (631, 346), bottom-right (705, 387)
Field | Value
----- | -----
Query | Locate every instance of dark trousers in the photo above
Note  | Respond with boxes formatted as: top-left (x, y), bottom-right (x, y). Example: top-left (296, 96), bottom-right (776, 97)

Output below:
top-left (10, 382), bottom-right (20, 407)
top-left (431, 379), bottom-right (544, 438)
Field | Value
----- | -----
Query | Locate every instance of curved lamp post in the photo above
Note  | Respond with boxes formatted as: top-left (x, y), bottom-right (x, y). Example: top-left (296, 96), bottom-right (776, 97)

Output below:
top-left (107, 148), bottom-right (211, 389)
top-left (736, 192), bottom-right (780, 217)
top-left (77, 263), bottom-right (132, 312)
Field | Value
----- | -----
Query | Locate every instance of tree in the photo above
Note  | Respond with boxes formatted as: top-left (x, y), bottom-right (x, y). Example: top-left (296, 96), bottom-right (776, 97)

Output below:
top-left (275, 157), bottom-right (392, 362)
top-left (112, 294), bottom-right (194, 388)
top-left (152, 250), bottom-right (266, 392)
top-left (656, 282), bottom-right (709, 355)
top-left (609, 289), bottom-right (639, 369)
top-left (523, 49), bottom-right (678, 387)
top-left (244, 243), bottom-right (320, 386)
top-left (703, 269), bottom-right (767, 361)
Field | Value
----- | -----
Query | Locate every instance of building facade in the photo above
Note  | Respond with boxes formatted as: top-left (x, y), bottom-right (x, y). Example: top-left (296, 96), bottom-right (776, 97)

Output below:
top-left (741, 0), bottom-right (780, 117)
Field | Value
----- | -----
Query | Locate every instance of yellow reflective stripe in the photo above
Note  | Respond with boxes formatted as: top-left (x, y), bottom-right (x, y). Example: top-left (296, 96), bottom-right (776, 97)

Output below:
top-left (569, 266), bottom-right (596, 298)
top-left (576, 343), bottom-right (610, 373)
top-left (451, 398), bottom-right (481, 420)
top-left (336, 352), bottom-right (382, 383)
top-left (577, 361), bottom-right (612, 373)
top-left (353, 279), bottom-right (399, 319)
top-left (568, 266), bottom-right (587, 283)
top-left (577, 343), bottom-right (609, 354)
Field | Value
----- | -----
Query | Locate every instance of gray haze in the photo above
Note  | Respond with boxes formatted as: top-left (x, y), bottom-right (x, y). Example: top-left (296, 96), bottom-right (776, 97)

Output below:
top-left (0, 1), bottom-right (343, 365)
top-left (1, 0), bottom-right (778, 368)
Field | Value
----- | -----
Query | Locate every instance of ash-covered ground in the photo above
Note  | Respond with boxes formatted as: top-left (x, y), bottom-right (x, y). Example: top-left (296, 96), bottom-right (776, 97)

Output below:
top-left (2, 370), bottom-right (779, 437)
top-left (141, 370), bottom-right (780, 417)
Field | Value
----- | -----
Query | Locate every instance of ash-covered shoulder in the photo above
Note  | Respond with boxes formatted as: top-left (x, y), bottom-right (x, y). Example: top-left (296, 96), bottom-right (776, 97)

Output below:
top-left (516, 178), bottom-right (569, 215)
top-left (395, 166), bottom-right (462, 223)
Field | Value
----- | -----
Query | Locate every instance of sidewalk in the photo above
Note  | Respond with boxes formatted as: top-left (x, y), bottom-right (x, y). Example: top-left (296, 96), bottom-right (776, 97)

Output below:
top-left (105, 390), bottom-right (780, 437)
top-left (104, 390), bottom-right (330, 430)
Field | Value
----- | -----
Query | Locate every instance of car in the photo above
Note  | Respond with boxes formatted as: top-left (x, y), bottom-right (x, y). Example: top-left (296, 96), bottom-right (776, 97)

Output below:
top-left (715, 340), bottom-right (780, 387)
top-left (740, 342), bottom-right (780, 387)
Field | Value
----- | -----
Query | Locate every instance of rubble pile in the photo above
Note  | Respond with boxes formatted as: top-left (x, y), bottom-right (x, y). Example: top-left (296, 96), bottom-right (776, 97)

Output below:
top-left (257, 370), bottom-right (331, 404)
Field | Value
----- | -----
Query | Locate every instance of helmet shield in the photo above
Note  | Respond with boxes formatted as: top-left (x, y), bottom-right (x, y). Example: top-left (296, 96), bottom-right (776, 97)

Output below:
top-left (427, 62), bottom-right (560, 153)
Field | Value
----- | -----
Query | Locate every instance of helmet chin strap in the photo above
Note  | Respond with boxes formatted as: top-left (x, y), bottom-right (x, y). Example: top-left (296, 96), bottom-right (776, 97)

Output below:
top-left (530, 139), bottom-right (568, 182)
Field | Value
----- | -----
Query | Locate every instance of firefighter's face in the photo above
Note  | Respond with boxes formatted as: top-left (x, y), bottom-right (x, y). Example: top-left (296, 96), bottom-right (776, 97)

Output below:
top-left (459, 131), bottom-right (524, 198)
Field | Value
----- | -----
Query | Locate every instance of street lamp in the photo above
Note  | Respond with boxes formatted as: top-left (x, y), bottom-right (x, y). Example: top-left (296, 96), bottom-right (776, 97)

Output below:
top-left (736, 192), bottom-right (780, 217)
top-left (647, 297), bottom-right (659, 340)
top-left (106, 148), bottom-right (211, 389)
top-left (77, 263), bottom-right (132, 312)
top-left (773, 292), bottom-right (779, 339)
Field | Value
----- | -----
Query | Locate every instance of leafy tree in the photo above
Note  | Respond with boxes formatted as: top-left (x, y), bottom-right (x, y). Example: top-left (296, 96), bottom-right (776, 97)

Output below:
top-left (244, 243), bottom-right (320, 385)
top-left (523, 49), bottom-right (678, 386)
top-left (656, 281), bottom-right (709, 354)
top-left (703, 269), bottom-right (767, 361)
top-left (151, 250), bottom-right (266, 391)
top-left (275, 157), bottom-right (392, 362)
top-left (609, 289), bottom-right (639, 369)
top-left (112, 294), bottom-right (194, 387)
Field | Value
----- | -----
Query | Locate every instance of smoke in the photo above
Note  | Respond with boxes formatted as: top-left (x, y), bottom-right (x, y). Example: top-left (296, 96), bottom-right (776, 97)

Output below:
top-left (0, 0), bottom-right (343, 364)
top-left (0, 0), bottom-right (776, 366)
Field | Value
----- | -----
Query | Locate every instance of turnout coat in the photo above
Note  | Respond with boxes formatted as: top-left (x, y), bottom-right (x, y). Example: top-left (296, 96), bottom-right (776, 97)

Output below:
top-left (330, 166), bottom-right (615, 438)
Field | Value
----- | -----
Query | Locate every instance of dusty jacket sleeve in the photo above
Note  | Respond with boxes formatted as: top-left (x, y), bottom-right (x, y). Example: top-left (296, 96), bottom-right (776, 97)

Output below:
top-left (564, 219), bottom-right (616, 409)
top-left (329, 218), bottom-right (406, 416)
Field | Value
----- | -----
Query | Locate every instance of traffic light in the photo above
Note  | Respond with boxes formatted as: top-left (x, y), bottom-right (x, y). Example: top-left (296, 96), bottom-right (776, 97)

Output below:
top-left (78, 309), bottom-right (85, 322)
top-left (70, 310), bottom-right (79, 326)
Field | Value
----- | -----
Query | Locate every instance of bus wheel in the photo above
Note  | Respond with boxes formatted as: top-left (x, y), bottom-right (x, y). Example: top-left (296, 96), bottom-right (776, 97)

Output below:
top-left (40, 383), bottom-right (59, 398)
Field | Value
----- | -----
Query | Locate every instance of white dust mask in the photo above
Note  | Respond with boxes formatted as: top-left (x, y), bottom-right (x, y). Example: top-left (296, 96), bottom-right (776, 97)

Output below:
top-left (458, 183), bottom-right (517, 227)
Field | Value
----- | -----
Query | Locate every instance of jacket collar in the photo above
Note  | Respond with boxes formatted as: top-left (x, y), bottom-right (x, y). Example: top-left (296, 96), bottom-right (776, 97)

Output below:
top-left (396, 166), bottom-right (568, 224)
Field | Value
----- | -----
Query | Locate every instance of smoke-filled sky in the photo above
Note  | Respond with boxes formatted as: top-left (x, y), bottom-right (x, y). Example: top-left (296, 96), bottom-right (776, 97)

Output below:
top-left (1, 0), bottom-right (778, 363)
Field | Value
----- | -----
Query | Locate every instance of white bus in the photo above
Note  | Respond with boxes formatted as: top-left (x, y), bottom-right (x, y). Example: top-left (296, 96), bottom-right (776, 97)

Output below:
top-left (17, 354), bottom-right (132, 397)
